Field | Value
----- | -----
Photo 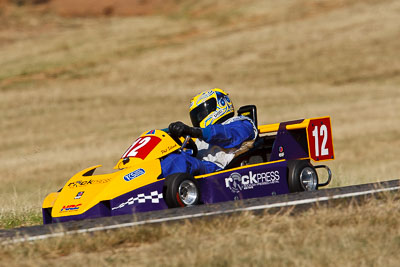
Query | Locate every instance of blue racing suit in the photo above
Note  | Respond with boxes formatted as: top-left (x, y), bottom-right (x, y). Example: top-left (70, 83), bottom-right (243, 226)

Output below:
top-left (160, 117), bottom-right (257, 177)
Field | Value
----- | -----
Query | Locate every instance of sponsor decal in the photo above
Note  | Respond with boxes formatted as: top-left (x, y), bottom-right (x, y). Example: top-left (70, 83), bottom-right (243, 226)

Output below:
top-left (203, 106), bottom-right (228, 126)
top-left (278, 146), bottom-right (285, 158)
top-left (124, 168), bottom-right (146, 182)
top-left (225, 170), bottom-right (280, 193)
top-left (211, 107), bottom-right (226, 119)
top-left (146, 130), bottom-right (156, 135)
top-left (161, 144), bottom-right (178, 154)
top-left (112, 191), bottom-right (163, 210)
top-left (60, 204), bottom-right (81, 212)
top-left (68, 178), bottom-right (111, 188)
top-left (74, 191), bottom-right (84, 199)
top-left (225, 172), bottom-right (243, 193)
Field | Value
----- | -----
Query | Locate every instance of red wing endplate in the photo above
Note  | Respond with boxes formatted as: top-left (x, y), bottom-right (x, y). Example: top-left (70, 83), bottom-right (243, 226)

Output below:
top-left (307, 117), bottom-right (334, 161)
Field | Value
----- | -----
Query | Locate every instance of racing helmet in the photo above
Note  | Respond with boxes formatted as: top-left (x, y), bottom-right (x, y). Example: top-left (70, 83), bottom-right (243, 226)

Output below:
top-left (189, 88), bottom-right (234, 128)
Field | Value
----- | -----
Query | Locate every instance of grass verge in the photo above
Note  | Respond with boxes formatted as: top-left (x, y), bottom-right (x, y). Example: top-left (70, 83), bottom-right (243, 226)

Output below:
top-left (1, 195), bottom-right (399, 266)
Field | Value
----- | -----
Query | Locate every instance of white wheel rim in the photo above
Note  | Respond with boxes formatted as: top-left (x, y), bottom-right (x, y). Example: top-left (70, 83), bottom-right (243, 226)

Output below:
top-left (178, 180), bottom-right (198, 206)
top-left (300, 167), bottom-right (318, 191)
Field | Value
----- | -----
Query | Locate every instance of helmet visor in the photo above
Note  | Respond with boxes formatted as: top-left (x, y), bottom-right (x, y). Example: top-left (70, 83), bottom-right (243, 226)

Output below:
top-left (190, 98), bottom-right (217, 127)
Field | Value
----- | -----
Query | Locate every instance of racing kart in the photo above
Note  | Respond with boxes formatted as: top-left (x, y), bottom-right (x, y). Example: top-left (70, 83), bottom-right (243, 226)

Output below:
top-left (42, 105), bottom-right (335, 224)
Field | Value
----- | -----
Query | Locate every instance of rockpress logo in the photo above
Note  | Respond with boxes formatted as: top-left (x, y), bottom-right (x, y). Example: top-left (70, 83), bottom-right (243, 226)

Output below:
top-left (225, 170), bottom-right (280, 193)
top-left (68, 178), bottom-right (111, 188)
top-left (124, 168), bottom-right (146, 182)
top-left (225, 172), bottom-right (243, 193)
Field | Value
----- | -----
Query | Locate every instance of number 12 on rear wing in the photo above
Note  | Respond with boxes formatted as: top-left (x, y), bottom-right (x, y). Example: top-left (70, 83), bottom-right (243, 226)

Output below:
top-left (307, 117), bottom-right (335, 162)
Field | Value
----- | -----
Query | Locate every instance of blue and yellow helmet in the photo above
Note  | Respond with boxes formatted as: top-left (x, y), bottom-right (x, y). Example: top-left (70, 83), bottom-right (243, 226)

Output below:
top-left (189, 88), bottom-right (234, 128)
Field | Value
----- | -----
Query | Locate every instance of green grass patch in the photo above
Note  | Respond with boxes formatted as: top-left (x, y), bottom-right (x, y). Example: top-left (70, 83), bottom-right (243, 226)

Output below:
top-left (0, 211), bottom-right (43, 229)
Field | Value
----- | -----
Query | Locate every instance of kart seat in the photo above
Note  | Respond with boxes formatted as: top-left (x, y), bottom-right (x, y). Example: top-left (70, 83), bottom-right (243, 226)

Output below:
top-left (224, 105), bottom-right (264, 169)
top-left (225, 135), bottom-right (275, 169)
top-left (237, 105), bottom-right (258, 128)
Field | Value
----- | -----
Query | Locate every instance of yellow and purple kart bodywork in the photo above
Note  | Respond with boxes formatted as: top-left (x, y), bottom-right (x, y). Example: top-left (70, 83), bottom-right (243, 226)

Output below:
top-left (42, 113), bottom-right (334, 224)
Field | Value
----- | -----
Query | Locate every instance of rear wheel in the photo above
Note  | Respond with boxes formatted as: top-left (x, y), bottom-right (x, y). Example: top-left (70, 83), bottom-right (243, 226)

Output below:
top-left (287, 160), bottom-right (319, 192)
top-left (163, 173), bottom-right (200, 208)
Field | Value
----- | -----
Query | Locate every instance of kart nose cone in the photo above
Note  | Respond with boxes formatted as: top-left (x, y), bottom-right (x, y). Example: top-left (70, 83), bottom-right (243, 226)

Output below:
top-left (300, 167), bottom-right (318, 191)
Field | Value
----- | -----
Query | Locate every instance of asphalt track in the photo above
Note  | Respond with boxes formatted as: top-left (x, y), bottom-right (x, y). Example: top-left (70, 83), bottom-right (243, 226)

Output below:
top-left (1, 179), bottom-right (399, 245)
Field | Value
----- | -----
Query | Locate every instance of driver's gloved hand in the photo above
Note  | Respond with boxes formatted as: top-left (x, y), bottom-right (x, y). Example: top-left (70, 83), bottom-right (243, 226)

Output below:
top-left (169, 121), bottom-right (203, 139)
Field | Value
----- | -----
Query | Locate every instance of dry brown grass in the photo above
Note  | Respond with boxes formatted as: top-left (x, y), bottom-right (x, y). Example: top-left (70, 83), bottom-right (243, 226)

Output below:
top-left (0, 0), bottom-right (399, 262)
top-left (1, 196), bottom-right (400, 266)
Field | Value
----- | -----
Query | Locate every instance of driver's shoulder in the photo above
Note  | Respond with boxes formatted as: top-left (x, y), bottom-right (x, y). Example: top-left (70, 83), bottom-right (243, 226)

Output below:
top-left (223, 115), bottom-right (252, 125)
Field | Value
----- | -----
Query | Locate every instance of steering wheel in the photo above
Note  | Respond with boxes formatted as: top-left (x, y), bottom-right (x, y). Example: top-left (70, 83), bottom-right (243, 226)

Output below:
top-left (168, 132), bottom-right (198, 157)
top-left (181, 136), bottom-right (198, 158)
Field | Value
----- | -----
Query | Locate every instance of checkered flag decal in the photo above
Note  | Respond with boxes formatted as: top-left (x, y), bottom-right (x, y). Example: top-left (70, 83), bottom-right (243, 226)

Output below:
top-left (112, 191), bottom-right (163, 210)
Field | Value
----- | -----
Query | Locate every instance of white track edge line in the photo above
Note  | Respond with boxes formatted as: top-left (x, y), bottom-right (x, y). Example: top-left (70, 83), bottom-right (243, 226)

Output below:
top-left (3, 185), bottom-right (400, 245)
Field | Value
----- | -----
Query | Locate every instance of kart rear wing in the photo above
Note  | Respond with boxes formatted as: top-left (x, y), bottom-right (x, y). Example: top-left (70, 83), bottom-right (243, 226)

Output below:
top-left (258, 116), bottom-right (335, 162)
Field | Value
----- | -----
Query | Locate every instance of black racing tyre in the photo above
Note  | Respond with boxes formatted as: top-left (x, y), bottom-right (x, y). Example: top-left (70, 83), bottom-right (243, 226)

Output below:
top-left (163, 173), bottom-right (200, 208)
top-left (287, 160), bottom-right (319, 193)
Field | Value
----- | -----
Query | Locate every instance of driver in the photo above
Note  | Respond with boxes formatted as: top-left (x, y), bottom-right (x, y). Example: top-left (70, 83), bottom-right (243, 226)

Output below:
top-left (161, 88), bottom-right (258, 177)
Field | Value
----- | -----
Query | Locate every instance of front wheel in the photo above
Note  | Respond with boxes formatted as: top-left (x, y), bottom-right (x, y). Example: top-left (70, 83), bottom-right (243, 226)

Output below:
top-left (287, 160), bottom-right (319, 192)
top-left (163, 173), bottom-right (200, 208)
